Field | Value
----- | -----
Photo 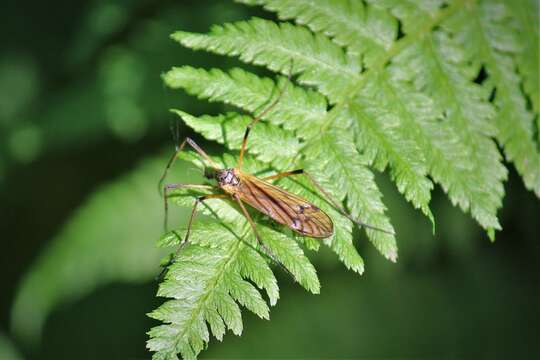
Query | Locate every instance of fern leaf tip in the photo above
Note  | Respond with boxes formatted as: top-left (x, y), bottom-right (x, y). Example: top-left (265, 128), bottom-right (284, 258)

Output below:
top-left (487, 228), bottom-right (496, 242)
top-left (169, 108), bottom-right (187, 117)
top-left (170, 30), bottom-right (188, 42)
top-left (387, 249), bottom-right (398, 263)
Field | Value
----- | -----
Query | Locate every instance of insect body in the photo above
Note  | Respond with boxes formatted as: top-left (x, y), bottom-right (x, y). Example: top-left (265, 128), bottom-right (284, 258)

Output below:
top-left (212, 168), bottom-right (333, 238)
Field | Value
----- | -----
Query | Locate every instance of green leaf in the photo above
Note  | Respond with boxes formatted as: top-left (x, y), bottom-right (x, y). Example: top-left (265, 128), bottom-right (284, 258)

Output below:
top-left (148, 231), bottom-right (250, 359)
top-left (464, 0), bottom-right (540, 197)
top-left (171, 109), bottom-right (300, 169)
top-left (163, 66), bottom-right (327, 139)
top-left (368, 0), bottom-right (445, 34)
top-left (390, 24), bottom-right (507, 236)
top-left (172, 18), bottom-right (360, 103)
top-left (237, 0), bottom-right (396, 67)
top-left (258, 226), bottom-right (320, 293)
top-left (351, 75), bottom-right (435, 224)
top-left (503, 0), bottom-right (539, 114)
top-left (305, 126), bottom-right (397, 261)
top-left (147, 158), bottom-right (322, 359)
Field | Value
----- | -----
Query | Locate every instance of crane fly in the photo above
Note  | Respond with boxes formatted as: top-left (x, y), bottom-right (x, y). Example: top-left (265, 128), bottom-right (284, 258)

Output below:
top-left (158, 72), bottom-right (393, 274)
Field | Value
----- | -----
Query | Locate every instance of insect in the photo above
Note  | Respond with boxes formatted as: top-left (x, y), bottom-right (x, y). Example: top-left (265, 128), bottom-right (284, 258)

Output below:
top-left (159, 74), bottom-right (393, 272)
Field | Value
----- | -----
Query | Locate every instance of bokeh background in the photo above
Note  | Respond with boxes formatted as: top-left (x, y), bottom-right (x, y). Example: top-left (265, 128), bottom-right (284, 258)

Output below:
top-left (1, 0), bottom-right (538, 359)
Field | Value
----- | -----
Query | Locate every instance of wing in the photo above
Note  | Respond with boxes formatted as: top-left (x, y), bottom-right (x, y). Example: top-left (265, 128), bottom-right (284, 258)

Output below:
top-left (237, 172), bottom-right (333, 238)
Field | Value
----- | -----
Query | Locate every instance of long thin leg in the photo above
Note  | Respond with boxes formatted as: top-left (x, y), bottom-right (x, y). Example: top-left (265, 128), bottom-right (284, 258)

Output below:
top-left (163, 183), bottom-right (216, 232)
top-left (263, 169), bottom-right (395, 235)
top-left (237, 62), bottom-right (294, 170)
top-left (233, 194), bottom-right (296, 281)
top-left (262, 169), bottom-right (304, 182)
top-left (158, 137), bottom-right (220, 194)
top-left (181, 193), bottom-right (228, 244)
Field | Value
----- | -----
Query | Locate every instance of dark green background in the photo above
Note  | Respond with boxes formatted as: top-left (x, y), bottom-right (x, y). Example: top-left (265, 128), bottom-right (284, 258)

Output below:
top-left (1, 0), bottom-right (538, 358)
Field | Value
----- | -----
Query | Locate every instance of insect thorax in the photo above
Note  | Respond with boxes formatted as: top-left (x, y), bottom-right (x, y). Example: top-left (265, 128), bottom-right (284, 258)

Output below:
top-left (216, 168), bottom-right (240, 187)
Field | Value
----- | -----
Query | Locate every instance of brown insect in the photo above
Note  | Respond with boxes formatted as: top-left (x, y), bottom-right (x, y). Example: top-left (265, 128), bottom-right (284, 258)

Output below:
top-left (159, 75), bottom-right (393, 271)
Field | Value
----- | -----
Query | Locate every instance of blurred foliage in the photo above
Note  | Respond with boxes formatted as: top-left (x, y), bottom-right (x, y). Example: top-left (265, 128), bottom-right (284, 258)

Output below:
top-left (0, 0), bottom-right (538, 359)
top-left (0, 331), bottom-right (23, 360)
top-left (0, 0), bottom-right (250, 176)
top-left (10, 154), bottom-right (189, 342)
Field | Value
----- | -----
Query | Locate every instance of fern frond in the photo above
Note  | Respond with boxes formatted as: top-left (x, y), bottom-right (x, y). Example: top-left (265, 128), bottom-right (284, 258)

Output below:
top-left (163, 66), bottom-right (327, 138)
top-left (151, 0), bottom-right (540, 357)
top-left (168, 153), bottom-right (322, 293)
top-left (148, 228), bottom-right (254, 359)
top-left (276, 174), bottom-right (364, 273)
top-left (304, 125), bottom-right (397, 261)
top-left (503, 0), bottom-right (539, 114)
top-left (351, 75), bottom-right (434, 223)
top-left (171, 110), bottom-right (300, 168)
top-left (172, 18), bottom-right (360, 102)
top-left (461, 1), bottom-right (540, 196)
top-left (256, 227), bottom-right (320, 292)
top-left (367, 0), bottom-right (446, 34)
top-left (376, 0), bottom-right (536, 202)
top-left (148, 154), bottom-right (321, 359)
top-left (237, 0), bottom-right (396, 67)
top-left (389, 27), bottom-right (507, 236)
top-left (180, 148), bottom-right (365, 275)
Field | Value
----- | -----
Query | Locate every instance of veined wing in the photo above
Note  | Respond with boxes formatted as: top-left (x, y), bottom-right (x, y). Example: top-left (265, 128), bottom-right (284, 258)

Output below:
top-left (237, 172), bottom-right (333, 238)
